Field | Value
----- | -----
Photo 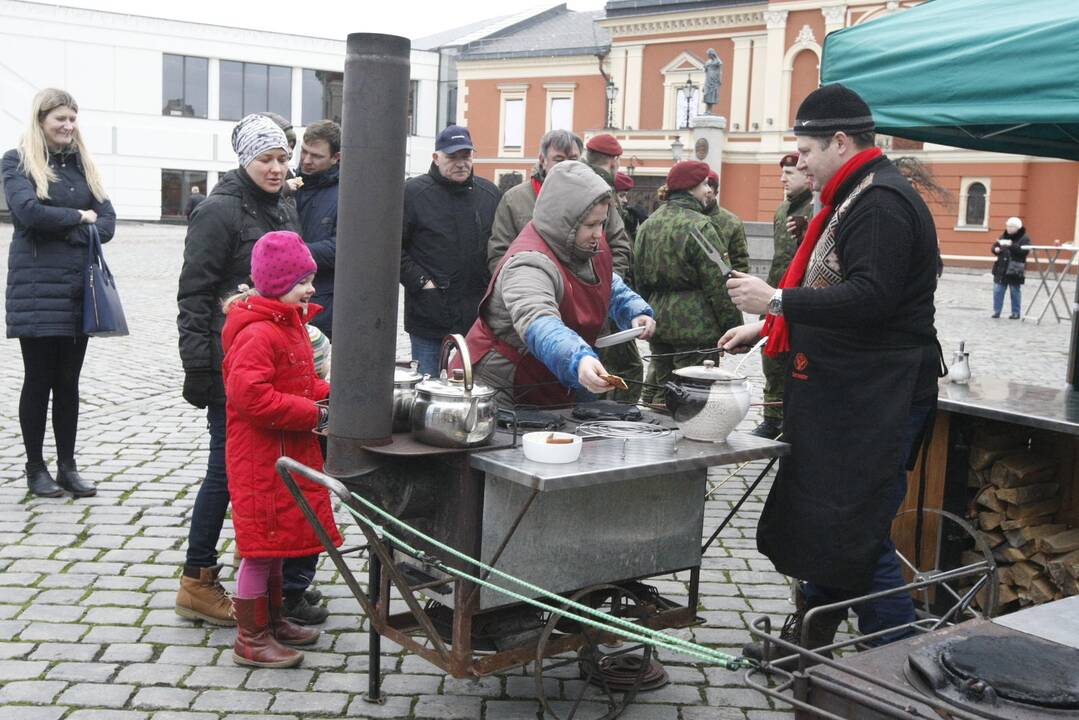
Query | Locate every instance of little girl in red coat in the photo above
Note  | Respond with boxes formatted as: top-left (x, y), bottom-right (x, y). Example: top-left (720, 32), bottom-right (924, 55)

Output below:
top-left (221, 230), bottom-right (343, 668)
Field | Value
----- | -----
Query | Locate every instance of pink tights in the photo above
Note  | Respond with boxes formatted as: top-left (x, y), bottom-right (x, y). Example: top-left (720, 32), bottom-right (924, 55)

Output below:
top-left (236, 557), bottom-right (284, 600)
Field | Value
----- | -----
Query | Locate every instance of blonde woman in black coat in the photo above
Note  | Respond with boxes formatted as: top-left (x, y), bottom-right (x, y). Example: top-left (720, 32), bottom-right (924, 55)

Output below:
top-left (3, 88), bottom-right (115, 498)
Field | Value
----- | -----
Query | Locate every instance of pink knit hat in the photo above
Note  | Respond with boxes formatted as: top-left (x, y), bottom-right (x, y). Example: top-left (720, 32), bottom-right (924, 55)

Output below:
top-left (250, 231), bottom-right (317, 298)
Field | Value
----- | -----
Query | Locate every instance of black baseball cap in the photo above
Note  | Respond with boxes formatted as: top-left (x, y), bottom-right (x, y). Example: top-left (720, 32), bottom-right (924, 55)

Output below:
top-left (435, 125), bottom-right (475, 154)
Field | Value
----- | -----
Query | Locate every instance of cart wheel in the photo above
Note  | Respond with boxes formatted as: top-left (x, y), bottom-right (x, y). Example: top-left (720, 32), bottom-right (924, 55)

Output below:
top-left (534, 584), bottom-right (655, 720)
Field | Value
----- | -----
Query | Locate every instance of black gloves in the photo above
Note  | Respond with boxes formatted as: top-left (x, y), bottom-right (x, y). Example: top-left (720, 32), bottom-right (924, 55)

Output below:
top-left (183, 369), bottom-right (215, 409)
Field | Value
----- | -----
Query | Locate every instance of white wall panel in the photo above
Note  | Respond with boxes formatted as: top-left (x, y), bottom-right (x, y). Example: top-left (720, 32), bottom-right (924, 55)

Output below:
top-left (114, 47), bottom-right (160, 115)
top-left (65, 42), bottom-right (116, 111)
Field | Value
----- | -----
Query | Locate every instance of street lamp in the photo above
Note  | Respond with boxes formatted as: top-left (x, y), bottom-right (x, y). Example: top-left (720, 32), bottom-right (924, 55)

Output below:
top-left (670, 139), bottom-right (684, 162)
top-left (680, 75), bottom-right (697, 129)
top-left (605, 80), bottom-right (619, 129)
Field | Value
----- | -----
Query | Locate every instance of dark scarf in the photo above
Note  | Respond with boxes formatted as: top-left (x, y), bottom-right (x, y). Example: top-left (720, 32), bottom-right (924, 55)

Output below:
top-left (763, 147), bottom-right (882, 357)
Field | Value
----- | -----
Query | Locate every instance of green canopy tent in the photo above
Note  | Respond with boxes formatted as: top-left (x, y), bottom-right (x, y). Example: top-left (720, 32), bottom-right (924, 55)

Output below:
top-left (820, 0), bottom-right (1079, 161)
top-left (820, 0), bottom-right (1079, 386)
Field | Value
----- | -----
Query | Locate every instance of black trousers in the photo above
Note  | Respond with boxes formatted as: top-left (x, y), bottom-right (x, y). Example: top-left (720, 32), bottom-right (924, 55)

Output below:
top-left (18, 336), bottom-right (89, 464)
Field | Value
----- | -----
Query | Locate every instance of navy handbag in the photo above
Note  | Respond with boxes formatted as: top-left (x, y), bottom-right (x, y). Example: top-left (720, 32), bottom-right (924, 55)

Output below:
top-left (82, 224), bottom-right (129, 337)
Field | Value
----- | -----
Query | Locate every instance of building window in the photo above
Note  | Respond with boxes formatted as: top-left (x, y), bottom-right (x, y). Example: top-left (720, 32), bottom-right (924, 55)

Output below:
top-left (445, 83), bottom-right (458, 126)
top-left (301, 69), bottom-right (343, 125)
top-left (407, 80), bottom-right (419, 136)
top-left (498, 85), bottom-right (529, 157)
top-left (546, 87), bottom-right (574, 132)
top-left (220, 61), bottom-right (292, 121)
top-left (162, 54), bottom-right (208, 118)
top-left (957, 177), bottom-right (990, 230)
top-left (676, 86), bottom-right (700, 129)
top-left (161, 169), bottom-right (208, 218)
top-left (495, 170), bottom-right (524, 193)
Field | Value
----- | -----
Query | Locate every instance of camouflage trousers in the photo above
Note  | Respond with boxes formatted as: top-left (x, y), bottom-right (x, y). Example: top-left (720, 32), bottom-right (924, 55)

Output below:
top-left (597, 328), bottom-right (644, 403)
top-left (761, 350), bottom-right (789, 421)
top-left (640, 342), bottom-right (714, 406)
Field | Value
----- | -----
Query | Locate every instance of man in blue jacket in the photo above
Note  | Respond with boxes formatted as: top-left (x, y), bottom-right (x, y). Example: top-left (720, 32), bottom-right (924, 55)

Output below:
top-left (294, 120), bottom-right (340, 337)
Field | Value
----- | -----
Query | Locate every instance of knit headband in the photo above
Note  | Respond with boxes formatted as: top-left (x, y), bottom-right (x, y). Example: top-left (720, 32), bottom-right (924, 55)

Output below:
top-left (231, 114), bottom-right (290, 168)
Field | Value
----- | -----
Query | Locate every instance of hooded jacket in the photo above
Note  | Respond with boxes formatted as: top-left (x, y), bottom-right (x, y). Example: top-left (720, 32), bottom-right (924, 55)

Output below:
top-left (221, 294), bottom-right (340, 558)
top-left (4, 148), bottom-right (117, 338)
top-left (399, 163), bottom-right (500, 338)
top-left (469, 161), bottom-right (652, 405)
top-left (176, 168), bottom-right (299, 404)
top-left (295, 163), bottom-right (339, 336)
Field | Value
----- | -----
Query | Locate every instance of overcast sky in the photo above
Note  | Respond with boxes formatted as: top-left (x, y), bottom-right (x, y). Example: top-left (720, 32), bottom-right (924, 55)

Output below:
top-left (54, 0), bottom-right (607, 41)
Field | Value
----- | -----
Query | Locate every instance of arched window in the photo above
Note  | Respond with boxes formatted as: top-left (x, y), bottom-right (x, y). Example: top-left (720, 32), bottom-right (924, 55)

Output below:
top-left (964, 182), bottom-right (987, 226)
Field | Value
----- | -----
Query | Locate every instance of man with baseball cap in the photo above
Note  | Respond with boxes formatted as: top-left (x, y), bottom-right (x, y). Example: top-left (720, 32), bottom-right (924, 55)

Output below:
top-left (400, 125), bottom-right (500, 376)
top-left (752, 153), bottom-right (814, 439)
top-left (720, 84), bottom-right (942, 662)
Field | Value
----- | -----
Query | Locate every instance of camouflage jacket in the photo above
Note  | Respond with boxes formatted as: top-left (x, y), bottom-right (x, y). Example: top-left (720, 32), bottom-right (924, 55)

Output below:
top-left (767, 188), bottom-right (814, 287)
top-left (703, 202), bottom-right (750, 273)
top-left (633, 192), bottom-right (742, 345)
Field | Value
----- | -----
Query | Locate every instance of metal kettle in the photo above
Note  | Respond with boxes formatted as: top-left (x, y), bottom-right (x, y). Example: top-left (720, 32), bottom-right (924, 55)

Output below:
top-left (410, 334), bottom-right (498, 448)
top-left (947, 340), bottom-right (971, 384)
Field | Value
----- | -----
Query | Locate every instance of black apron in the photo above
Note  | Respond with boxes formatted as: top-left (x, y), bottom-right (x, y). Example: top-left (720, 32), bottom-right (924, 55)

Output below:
top-left (757, 324), bottom-right (921, 591)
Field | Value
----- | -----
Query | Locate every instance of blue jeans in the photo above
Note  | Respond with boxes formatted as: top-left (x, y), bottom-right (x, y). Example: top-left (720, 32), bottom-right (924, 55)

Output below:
top-left (802, 404), bottom-right (933, 645)
top-left (410, 334), bottom-right (444, 378)
top-left (184, 402), bottom-right (319, 591)
top-left (993, 282), bottom-right (1021, 316)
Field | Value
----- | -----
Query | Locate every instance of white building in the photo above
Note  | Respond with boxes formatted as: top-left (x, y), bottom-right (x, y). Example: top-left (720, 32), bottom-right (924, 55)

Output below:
top-left (0, 0), bottom-right (439, 221)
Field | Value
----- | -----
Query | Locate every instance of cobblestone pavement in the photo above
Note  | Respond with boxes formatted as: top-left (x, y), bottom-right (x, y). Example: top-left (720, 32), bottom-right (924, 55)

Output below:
top-left (0, 221), bottom-right (1073, 719)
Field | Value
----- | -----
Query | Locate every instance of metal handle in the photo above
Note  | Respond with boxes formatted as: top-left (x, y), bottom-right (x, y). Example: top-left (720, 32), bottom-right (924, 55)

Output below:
top-left (276, 456), bottom-right (352, 502)
top-left (438, 333), bottom-right (473, 391)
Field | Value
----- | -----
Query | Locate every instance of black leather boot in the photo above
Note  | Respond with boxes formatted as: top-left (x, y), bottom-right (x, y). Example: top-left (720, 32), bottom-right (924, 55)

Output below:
top-left (283, 590), bottom-right (329, 625)
top-left (750, 417), bottom-right (783, 439)
top-left (743, 588), bottom-right (845, 668)
top-left (56, 459), bottom-right (97, 498)
top-left (26, 462), bottom-right (63, 498)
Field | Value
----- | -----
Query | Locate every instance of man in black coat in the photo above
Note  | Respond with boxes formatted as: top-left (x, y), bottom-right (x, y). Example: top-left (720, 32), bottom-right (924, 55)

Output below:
top-left (294, 120), bottom-right (340, 337)
top-left (722, 85), bottom-right (941, 661)
top-left (400, 125), bottom-right (500, 376)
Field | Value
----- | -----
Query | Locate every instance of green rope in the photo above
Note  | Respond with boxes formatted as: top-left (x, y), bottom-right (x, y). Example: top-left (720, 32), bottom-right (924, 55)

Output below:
top-left (342, 492), bottom-right (751, 670)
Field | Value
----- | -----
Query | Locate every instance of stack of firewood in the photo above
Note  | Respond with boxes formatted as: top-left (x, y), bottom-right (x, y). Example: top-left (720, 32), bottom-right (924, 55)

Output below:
top-left (964, 425), bottom-right (1078, 609)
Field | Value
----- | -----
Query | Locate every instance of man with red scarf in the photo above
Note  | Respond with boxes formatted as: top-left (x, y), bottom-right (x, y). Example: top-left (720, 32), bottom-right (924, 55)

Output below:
top-left (720, 84), bottom-right (942, 662)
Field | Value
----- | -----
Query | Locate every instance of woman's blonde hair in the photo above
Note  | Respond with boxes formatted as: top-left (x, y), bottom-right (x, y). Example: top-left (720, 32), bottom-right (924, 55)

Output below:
top-left (656, 184), bottom-right (670, 202)
top-left (18, 88), bottom-right (108, 202)
top-left (223, 284), bottom-right (260, 314)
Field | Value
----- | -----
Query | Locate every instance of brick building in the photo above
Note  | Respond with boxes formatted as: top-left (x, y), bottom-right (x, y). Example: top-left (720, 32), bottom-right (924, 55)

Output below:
top-left (437, 0), bottom-right (1079, 261)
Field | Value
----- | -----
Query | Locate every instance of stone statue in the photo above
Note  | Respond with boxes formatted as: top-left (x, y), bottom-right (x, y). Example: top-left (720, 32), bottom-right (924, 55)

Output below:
top-left (702, 48), bottom-right (723, 114)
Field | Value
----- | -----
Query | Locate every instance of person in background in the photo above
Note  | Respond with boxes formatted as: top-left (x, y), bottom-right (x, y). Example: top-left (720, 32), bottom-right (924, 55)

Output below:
top-left (186, 185), bottom-right (205, 220)
top-left (294, 120), bottom-right (341, 338)
top-left (464, 161), bottom-right (654, 408)
top-left (177, 113), bottom-right (326, 628)
top-left (486, 129), bottom-right (583, 274)
top-left (400, 125), bottom-right (500, 377)
top-left (702, 170), bottom-right (750, 273)
top-left (752, 153), bottom-right (813, 439)
top-left (614, 171), bottom-right (649, 241)
top-left (990, 216), bottom-right (1031, 319)
top-left (722, 84), bottom-right (940, 662)
top-left (221, 231), bottom-right (341, 668)
top-left (634, 161), bottom-right (742, 406)
top-left (260, 112), bottom-right (301, 194)
top-left (3, 87), bottom-right (115, 498)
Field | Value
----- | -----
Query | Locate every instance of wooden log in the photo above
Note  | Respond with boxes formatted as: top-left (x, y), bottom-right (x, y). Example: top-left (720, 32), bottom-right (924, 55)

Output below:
top-left (983, 530), bottom-right (1006, 548)
top-left (979, 512), bottom-right (1004, 531)
top-left (1029, 552), bottom-right (1049, 568)
top-left (1000, 515), bottom-right (1054, 531)
top-left (1005, 497), bottom-right (1061, 521)
top-left (1010, 561), bottom-right (1041, 589)
top-left (1046, 549), bottom-right (1079, 587)
top-left (967, 467), bottom-right (987, 488)
top-left (1029, 577), bottom-right (1056, 604)
top-left (969, 425), bottom-right (1029, 470)
top-left (997, 565), bottom-right (1014, 585)
top-left (959, 550), bottom-right (985, 567)
top-left (989, 453), bottom-right (1056, 488)
top-left (995, 482), bottom-right (1059, 505)
top-left (994, 545), bottom-right (1028, 563)
top-left (1037, 528), bottom-right (1079, 555)
top-left (1004, 523), bottom-right (1067, 548)
top-left (976, 580), bottom-right (1018, 609)
top-left (976, 486), bottom-right (1004, 512)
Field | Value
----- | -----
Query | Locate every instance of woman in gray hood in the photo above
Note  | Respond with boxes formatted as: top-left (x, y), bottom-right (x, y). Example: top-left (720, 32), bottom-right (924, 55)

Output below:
top-left (462, 161), bottom-right (654, 407)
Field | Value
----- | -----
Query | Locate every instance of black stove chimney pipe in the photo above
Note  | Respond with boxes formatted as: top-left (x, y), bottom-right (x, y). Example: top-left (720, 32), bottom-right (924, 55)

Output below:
top-left (326, 33), bottom-right (410, 476)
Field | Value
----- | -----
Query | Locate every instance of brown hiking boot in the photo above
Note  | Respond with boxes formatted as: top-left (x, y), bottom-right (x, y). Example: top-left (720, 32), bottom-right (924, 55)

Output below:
top-left (176, 564), bottom-right (236, 626)
top-left (268, 577), bottom-right (319, 647)
top-left (743, 589), bottom-right (845, 667)
top-left (232, 596), bottom-right (303, 668)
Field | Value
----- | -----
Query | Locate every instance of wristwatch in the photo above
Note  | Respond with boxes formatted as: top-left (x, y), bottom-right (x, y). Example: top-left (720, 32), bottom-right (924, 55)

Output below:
top-left (767, 289), bottom-right (783, 316)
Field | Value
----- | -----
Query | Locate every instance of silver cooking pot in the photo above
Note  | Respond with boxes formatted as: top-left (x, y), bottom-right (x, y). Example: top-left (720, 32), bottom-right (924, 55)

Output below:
top-left (410, 334), bottom-right (498, 448)
top-left (392, 364), bottom-right (423, 433)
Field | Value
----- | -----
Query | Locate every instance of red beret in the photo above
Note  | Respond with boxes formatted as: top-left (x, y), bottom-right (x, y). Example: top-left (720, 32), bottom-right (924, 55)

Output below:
top-left (779, 152), bottom-right (800, 167)
top-left (667, 160), bottom-right (711, 192)
top-left (706, 170), bottom-right (719, 191)
top-left (586, 133), bottom-right (623, 156)
top-left (614, 172), bottom-right (634, 192)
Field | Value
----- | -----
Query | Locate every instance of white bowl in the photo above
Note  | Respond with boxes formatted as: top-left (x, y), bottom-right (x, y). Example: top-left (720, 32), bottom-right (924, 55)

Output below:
top-left (521, 431), bottom-right (583, 464)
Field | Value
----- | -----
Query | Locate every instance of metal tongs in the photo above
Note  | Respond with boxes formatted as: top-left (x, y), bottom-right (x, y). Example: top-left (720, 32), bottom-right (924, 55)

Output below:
top-left (689, 227), bottom-right (734, 279)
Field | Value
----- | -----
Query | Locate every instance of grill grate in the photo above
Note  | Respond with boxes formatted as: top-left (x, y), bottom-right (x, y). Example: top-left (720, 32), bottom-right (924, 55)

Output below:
top-left (575, 421), bottom-right (673, 439)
